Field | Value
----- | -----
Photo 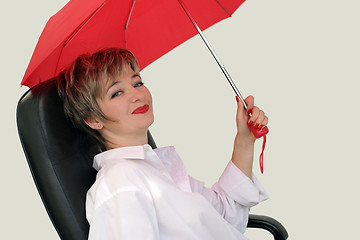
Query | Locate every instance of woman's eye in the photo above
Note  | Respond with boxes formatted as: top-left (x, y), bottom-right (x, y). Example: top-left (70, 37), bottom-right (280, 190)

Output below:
top-left (134, 82), bottom-right (144, 88)
top-left (111, 91), bottom-right (122, 98)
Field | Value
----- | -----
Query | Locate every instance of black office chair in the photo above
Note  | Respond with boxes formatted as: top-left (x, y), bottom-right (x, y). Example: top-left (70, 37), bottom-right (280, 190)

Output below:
top-left (17, 79), bottom-right (288, 240)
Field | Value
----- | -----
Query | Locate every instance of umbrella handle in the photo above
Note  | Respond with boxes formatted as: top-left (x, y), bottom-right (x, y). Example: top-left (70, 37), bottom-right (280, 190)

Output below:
top-left (248, 124), bottom-right (269, 139)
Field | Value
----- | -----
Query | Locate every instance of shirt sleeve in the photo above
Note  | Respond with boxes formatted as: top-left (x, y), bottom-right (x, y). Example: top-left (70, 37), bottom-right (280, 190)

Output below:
top-left (189, 160), bottom-right (269, 233)
top-left (88, 189), bottom-right (160, 240)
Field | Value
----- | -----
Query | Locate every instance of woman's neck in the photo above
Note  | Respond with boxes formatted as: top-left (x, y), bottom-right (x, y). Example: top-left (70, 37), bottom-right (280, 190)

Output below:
top-left (104, 131), bottom-right (149, 150)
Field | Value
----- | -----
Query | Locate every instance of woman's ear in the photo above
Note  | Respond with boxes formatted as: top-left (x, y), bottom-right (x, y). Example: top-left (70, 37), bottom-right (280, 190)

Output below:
top-left (84, 116), bottom-right (104, 130)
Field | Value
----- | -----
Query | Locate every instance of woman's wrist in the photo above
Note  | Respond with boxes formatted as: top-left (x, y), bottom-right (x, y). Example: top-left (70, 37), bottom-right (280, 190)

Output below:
top-left (234, 133), bottom-right (256, 147)
top-left (231, 134), bottom-right (255, 178)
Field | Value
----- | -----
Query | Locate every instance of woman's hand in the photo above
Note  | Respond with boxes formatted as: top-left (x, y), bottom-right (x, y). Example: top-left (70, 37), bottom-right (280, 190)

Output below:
top-left (235, 95), bottom-right (268, 142)
top-left (232, 95), bottom-right (268, 178)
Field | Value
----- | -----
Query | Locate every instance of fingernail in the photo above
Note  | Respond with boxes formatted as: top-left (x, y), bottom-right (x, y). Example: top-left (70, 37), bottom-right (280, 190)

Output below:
top-left (247, 109), bottom-right (251, 115)
top-left (259, 124), bottom-right (264, 129)
top-left (235, 96), bottom-right (239, 103)
top-left (254, 123), bottom-right (259, 128)
top-left (248, 121), bottom-right (254, 126)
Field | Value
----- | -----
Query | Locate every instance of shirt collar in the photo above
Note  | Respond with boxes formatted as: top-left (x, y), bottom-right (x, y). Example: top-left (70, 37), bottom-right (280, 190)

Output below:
top-left (93, 144), bottom-right (151, 171)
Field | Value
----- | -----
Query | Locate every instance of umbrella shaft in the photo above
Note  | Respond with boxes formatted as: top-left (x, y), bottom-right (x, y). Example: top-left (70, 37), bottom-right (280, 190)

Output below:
top-left (177, 0), bottom-right (247, 109)
top-left (220, 67), bottom-right (247, 108)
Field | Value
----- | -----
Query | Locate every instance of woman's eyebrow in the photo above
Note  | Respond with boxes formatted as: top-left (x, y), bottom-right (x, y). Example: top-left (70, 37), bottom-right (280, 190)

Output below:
top-left (132, 73), bottom-right (141, 79)
top-left (105, 81), bottom-right (120, 95)
top-left (105, 73), bottom-right (141, 94)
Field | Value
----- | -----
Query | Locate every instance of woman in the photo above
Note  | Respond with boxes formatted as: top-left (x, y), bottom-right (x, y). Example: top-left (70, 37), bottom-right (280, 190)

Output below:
top-left (58, 48), bottom-right (268, 240)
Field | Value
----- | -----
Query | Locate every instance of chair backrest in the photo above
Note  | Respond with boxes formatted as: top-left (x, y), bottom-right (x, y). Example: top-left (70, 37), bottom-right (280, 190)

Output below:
top-left (16, 79), bottom-right (156, 240)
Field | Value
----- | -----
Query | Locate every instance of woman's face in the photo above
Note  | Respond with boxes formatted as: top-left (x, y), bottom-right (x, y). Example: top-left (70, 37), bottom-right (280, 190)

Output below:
top-left (90, 68), bottom-right (154, 147)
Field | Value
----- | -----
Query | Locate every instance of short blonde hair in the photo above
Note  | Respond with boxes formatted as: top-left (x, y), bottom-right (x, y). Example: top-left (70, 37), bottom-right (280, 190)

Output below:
top-left (57, 48), bottom-right (140, 150)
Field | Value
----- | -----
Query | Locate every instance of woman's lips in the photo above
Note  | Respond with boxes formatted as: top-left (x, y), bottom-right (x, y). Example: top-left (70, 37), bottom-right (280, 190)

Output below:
top-left (132, 104), bottom-right (149, 114)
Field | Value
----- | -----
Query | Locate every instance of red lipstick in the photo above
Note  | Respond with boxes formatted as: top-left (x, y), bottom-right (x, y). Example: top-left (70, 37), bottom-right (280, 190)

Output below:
top-left (132, 104), bottom-right (149, 114)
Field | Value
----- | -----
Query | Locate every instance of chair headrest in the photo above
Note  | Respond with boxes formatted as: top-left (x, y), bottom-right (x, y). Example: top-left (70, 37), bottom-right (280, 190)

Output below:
top-left (17, 79), bottom-right (98, 240)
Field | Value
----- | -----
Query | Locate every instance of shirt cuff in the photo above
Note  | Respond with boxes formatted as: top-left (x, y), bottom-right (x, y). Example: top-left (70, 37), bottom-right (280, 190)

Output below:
top-left (218, 160), bottom-right (269, 207)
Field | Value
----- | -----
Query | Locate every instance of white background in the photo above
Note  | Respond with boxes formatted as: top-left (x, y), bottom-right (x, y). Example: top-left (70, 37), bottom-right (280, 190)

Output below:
top-left (2, 0), bottom-right (360, 239)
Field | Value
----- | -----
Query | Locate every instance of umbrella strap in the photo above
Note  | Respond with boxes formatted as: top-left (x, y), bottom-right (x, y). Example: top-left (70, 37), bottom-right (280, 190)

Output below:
top-left (259, 135), bottom-right (266, 174)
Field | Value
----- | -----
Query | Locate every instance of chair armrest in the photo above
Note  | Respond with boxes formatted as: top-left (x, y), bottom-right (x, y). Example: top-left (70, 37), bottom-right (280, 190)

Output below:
top-left (247, 214), bottom-right (288, 240)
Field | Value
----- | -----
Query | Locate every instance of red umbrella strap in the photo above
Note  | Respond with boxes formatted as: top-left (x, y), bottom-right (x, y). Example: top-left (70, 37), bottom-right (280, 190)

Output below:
top-left (259, 135), bottom-right (266, 174)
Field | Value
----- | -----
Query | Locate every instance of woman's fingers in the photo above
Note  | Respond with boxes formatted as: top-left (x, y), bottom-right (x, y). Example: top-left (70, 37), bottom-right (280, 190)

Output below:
top-left (244, 95), bottom-right (254, 114)
top-left (236, 95), bottom-right (268, 134)
top-left (248, 106), bottom-right (268, 128)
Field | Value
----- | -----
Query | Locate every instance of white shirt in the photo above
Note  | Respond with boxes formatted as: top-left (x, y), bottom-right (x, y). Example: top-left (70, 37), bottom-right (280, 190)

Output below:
top-left (86, 144), bottom-right (268, 240)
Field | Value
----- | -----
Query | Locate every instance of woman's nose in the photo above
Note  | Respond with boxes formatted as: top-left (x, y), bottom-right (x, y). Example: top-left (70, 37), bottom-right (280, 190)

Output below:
top-left (129, 87), bottom-right (144, 102)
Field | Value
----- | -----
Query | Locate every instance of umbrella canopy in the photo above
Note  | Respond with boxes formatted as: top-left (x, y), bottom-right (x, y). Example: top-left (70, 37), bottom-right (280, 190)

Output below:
top-left (22, 0), bottom-right (246, 88)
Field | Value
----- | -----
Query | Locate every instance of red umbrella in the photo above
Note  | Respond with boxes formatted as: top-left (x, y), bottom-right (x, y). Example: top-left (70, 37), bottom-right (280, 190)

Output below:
top-left (22, 0), bottom-right (268, 172)
top-left (21, 0), bottom-right (245, 89)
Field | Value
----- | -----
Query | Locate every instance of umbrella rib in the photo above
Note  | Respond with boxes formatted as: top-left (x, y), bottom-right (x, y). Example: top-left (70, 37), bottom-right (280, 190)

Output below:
top-left (215, 0), bottom-right (232, 17)
top-left (55, 3), bottom-right (106, 75)
top-left (64, 2), bottom-right (106, 47)
top-left (125, 0), bottom-right (137, 48)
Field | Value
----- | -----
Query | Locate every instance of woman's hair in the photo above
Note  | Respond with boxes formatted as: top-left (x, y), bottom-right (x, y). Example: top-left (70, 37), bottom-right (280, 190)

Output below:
top-left (57, 48), bottom-right (140, 150)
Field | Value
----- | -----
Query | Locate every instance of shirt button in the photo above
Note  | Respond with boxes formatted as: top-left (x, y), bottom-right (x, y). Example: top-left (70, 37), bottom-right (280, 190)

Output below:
top-left (144, 145), bottom-right (150, 151)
